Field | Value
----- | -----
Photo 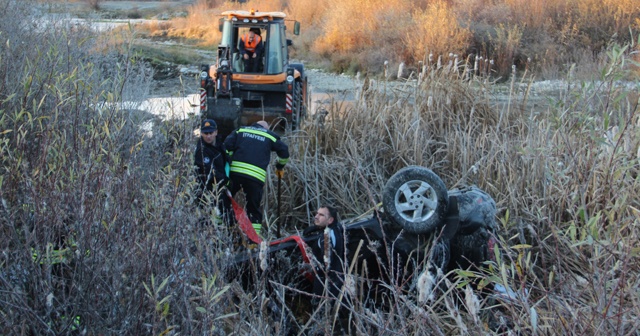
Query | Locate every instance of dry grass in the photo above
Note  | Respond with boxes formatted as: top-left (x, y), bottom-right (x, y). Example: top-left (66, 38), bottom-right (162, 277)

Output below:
top-left (262, 43), bottom-right (640, 333)
top-left (2, 0), bottom-right (640, 334)
top-left (128, 0), bottom-right (640, 78)
top-left (405, 0), bottom-right (471, 65)
top-left (139, 1), bottom-right (224, 46)
top-left (312, 0), bottom-right (405, 55)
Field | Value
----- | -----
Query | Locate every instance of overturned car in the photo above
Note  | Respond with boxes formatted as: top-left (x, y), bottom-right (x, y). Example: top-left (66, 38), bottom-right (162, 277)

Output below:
top-left (228, 165), bottom-right (498, 318)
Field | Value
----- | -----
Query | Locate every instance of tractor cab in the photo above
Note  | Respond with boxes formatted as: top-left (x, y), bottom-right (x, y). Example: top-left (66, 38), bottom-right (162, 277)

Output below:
top-left (216, 10), bottom-right (299, 75)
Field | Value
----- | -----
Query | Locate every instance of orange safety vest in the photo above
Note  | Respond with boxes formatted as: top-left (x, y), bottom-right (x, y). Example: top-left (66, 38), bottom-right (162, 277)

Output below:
top-left (242, 33), bottom-right (261, 53)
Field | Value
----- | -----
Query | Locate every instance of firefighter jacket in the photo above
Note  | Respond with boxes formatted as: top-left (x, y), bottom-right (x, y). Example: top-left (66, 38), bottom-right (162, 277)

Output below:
top-left (194, 137), bottom-right (229, 191)
top-left (240, 33), bottom-right (263, 55)
top-left (224, 123), bottom-right (289, 184)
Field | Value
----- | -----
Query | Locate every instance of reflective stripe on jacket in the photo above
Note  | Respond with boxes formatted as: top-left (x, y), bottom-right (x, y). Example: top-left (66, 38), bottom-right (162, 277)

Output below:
top-left (224, 124), bottom-right (290, 184)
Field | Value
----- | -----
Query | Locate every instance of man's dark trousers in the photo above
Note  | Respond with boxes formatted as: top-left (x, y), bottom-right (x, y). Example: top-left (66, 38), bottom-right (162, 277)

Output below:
top-left (230, 173), bottom-right (264, 224)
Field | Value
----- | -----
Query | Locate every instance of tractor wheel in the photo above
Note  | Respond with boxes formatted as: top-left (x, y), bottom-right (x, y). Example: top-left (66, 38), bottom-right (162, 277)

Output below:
top-left (292, 81), bottom-right (304, 131)
top-left (300, 77), bottom-right (308, 122)
top-left (382, 166), bottom-right (449, 234)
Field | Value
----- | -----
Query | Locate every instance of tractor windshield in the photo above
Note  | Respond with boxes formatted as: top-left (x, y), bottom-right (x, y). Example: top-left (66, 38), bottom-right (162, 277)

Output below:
top-left (219, 18), bottom-right (288, 75)
top-left (264, 23), bottom-right (286, 74)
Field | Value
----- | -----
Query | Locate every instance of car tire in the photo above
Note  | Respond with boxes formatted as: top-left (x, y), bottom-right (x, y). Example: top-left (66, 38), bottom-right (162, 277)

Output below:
top-left (382, 166), bottom-right (449, 234)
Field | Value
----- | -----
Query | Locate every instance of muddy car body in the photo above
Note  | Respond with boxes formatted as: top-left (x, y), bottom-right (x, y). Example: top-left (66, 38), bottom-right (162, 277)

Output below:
top-left (229, 166), bottom-right (498, 298)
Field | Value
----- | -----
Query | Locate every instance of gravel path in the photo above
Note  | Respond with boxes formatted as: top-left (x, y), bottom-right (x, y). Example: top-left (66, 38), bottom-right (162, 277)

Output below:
top-left (148, 65), bottom-right (365, 117)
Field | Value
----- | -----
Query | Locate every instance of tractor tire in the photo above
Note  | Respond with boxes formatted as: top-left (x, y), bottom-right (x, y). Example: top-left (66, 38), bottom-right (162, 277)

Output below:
top-left (300, 77), bottom-right (308, 121)
top-left (382, 166), bottom-right (449, 234)
top-left (292, 80), bottom-right (304, 131)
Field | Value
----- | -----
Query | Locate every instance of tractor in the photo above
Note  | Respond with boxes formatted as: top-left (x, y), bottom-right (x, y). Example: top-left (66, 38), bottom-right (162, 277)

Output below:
top-left (199, 9), bottom-right (308, 137)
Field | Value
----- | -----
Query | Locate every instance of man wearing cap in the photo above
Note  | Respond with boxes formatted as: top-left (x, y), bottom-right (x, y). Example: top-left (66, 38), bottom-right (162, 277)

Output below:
top-left (224, 120), bottom-right (289, 236)
top-left (194, 119), bottom-right (231, 221)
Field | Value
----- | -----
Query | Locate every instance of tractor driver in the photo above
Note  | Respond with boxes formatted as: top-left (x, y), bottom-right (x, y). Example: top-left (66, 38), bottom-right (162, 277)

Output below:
top-left (239, 28), bottom-right (263, 73)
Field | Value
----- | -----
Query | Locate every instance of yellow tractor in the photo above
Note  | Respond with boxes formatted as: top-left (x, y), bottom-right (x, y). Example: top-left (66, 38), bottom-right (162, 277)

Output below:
top-left (199, 10), bottom-right (308, 137)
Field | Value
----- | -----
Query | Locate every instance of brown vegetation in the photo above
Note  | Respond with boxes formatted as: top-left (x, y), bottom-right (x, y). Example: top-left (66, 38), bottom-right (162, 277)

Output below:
top-left (1, 0), bottom-right (639, 335)
top-left (134, 0), bottom-right (640, 80)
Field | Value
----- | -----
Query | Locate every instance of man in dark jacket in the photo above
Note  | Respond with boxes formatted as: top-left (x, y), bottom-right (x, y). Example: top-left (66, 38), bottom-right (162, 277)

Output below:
top-left (194, 119), bottom-right (231, 222)
top-left (304, 205), bottom-right (350, 334)
top-left (303, 205), bottom-right (347, 300)
top-left (224, 120), bottom-right (289, 236)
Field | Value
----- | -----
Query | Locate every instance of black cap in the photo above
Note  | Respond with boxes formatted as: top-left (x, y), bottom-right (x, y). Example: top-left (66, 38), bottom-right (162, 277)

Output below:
top-left (201, 119), bottom-right (217, 133)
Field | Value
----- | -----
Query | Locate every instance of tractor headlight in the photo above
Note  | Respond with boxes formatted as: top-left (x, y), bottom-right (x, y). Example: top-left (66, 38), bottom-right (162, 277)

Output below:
top-left (200, 71), bottom-right (208, 79)
top-left (286, 75), bottom-right (294, 83)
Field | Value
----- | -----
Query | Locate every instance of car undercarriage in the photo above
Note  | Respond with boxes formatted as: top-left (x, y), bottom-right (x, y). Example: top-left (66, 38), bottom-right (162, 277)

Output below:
top-left (224, 166), bottom-right (500, 331)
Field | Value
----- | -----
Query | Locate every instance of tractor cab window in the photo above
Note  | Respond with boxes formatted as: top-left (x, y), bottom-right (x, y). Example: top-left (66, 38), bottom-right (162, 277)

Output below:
top-left (218, 20), bottom-right (235, 67)
top-left (265, 24), bottom-right (285, 75)
top-left (219, 22), bottom-right (287, 75)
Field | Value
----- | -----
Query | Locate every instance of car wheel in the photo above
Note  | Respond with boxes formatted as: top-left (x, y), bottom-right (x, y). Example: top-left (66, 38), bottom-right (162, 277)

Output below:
top-left (382, 166), bottom-right (449, 234)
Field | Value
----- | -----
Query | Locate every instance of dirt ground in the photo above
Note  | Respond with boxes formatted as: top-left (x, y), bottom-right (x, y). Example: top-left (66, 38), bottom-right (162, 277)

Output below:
top-left (54, 0), bottom-right (195, 13)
